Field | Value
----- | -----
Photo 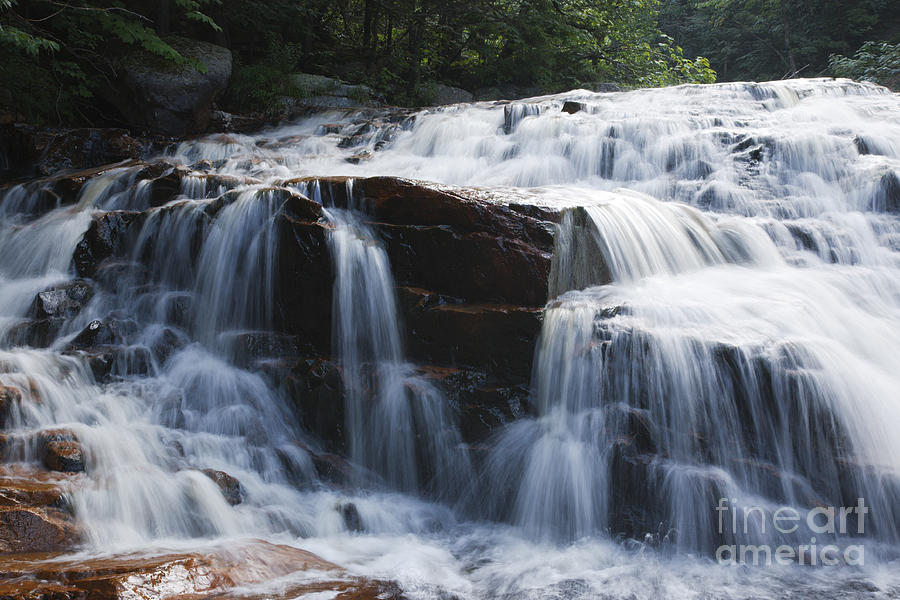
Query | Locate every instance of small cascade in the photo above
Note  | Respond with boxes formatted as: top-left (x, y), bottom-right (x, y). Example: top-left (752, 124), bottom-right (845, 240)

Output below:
top-left (193, 188), bottom-right (282, 340)
top-left (322, 182), bottom-right (472, 498)
top-left (481, 188), bottom-right (900, 551)
top-left (0, 172), bottom-right (331, 550)
top-left (547, 189), bottom-right (781, 296)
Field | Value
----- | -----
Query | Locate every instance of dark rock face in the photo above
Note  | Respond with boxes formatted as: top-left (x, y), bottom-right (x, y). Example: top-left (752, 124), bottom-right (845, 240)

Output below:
top-left (28, 280), bottom-right (94, 320)
top-left (73, 210), bottom-right (146, 278)
top-left (0, 124), bottom-right (150, 180)
top-left (398, 287), bottom-right (542, 380)
top-left (275, 218), bottom-right (333, 354)
top-left (381, 224), bottom-right (550, 306)
top-left (562, 101), bottom-right (586, 114)
top-left (4, 318), bottom-right (65, 349)
top-left (301, 176), bottom-right (556, 306)
top-left (262, 358), bottom-right (345, 453)
top-left (56, 168), bottom-right (558, 449)
top-left (112, 36), bottom-right (232, 136)
top-left (875, 171), bottom-right (900, 213)
top-left (266, 176), bottom-right (558, 443)
top-left (416, 366), bottom-right (530, 443)
top-left (201, 469), bottom-right (243, 505)
top-left (224, 331), bottom-right (305, 368)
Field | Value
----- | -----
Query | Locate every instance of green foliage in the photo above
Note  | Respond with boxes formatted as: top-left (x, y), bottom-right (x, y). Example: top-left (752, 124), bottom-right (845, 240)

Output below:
top-left (659, 0), bottom-right (898, 82)
top-left (0, 0), bottom-right (220, 123)
top-left (226, 63), bottom-right (305, 116)
top-left (3, 0), bottom-right (719, 124)
top-left (0, 0), bottom-right (58, 55)
top-left (215, 0), bottom-right (718, 113)
top-left (829, 42), bottom-right (900, 89)
top-left (224, 33), bottom-right (307, 114)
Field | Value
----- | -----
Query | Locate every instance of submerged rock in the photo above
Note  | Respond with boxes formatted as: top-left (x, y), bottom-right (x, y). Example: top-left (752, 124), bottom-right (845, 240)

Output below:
top-left (201, 469), bottom-right (243, 505)
top-left (875, 171), bottom-right (900, 213)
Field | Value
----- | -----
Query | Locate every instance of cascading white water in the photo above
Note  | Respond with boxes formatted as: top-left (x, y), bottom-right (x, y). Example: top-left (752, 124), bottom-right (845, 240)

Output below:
top-left (2, 78), bottom-right (900, 599)
top-left (482, 190), bottom-right (900, 552)
top-left (314, 182), bottom-right (472, 497)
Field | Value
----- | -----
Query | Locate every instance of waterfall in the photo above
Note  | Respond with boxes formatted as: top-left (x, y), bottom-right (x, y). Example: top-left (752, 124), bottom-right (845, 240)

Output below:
top-left (2, 78), bottom-right (900, 598)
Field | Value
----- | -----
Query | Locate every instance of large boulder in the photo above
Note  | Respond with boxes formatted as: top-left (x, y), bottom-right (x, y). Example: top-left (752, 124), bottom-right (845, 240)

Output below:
top-left (112, 36), bottom-right (232, 136)
top-left (431, 84), bottom-right (474, 105)
top-left (285, 73), bottom-right (380, 111)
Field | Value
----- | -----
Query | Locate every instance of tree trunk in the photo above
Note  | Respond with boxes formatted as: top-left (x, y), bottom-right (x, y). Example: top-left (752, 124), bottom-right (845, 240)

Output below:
top-left (780, 0), bottom-right (798, 76)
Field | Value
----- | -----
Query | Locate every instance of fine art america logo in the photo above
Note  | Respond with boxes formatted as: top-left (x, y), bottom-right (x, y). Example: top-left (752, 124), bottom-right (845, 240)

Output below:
top-left (714, 498), bottom-right (868, 566)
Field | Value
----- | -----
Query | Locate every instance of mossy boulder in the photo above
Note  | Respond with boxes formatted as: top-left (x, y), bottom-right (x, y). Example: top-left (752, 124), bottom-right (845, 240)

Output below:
top-left (111, 36), bottom-right (232, 136)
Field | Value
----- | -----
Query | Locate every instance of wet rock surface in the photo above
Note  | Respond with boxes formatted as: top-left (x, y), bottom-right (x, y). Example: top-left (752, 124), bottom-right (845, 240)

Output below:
top-left (73, 211), bottom-right (147, 279)
top-left (28, 281), bottom-right (94, 321)
top-left (201, 469), bottom-right (243, 505)
top-left (0, 540), bottom-right (401, 600)
top-left (398, 287), bottom-right (542, 380)
top-left (0, 124), bottom-right (154, 181)
top-left (36, 430), bottom-right (85, 474)
top-left (0, 465), bottom-right (79, 554)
